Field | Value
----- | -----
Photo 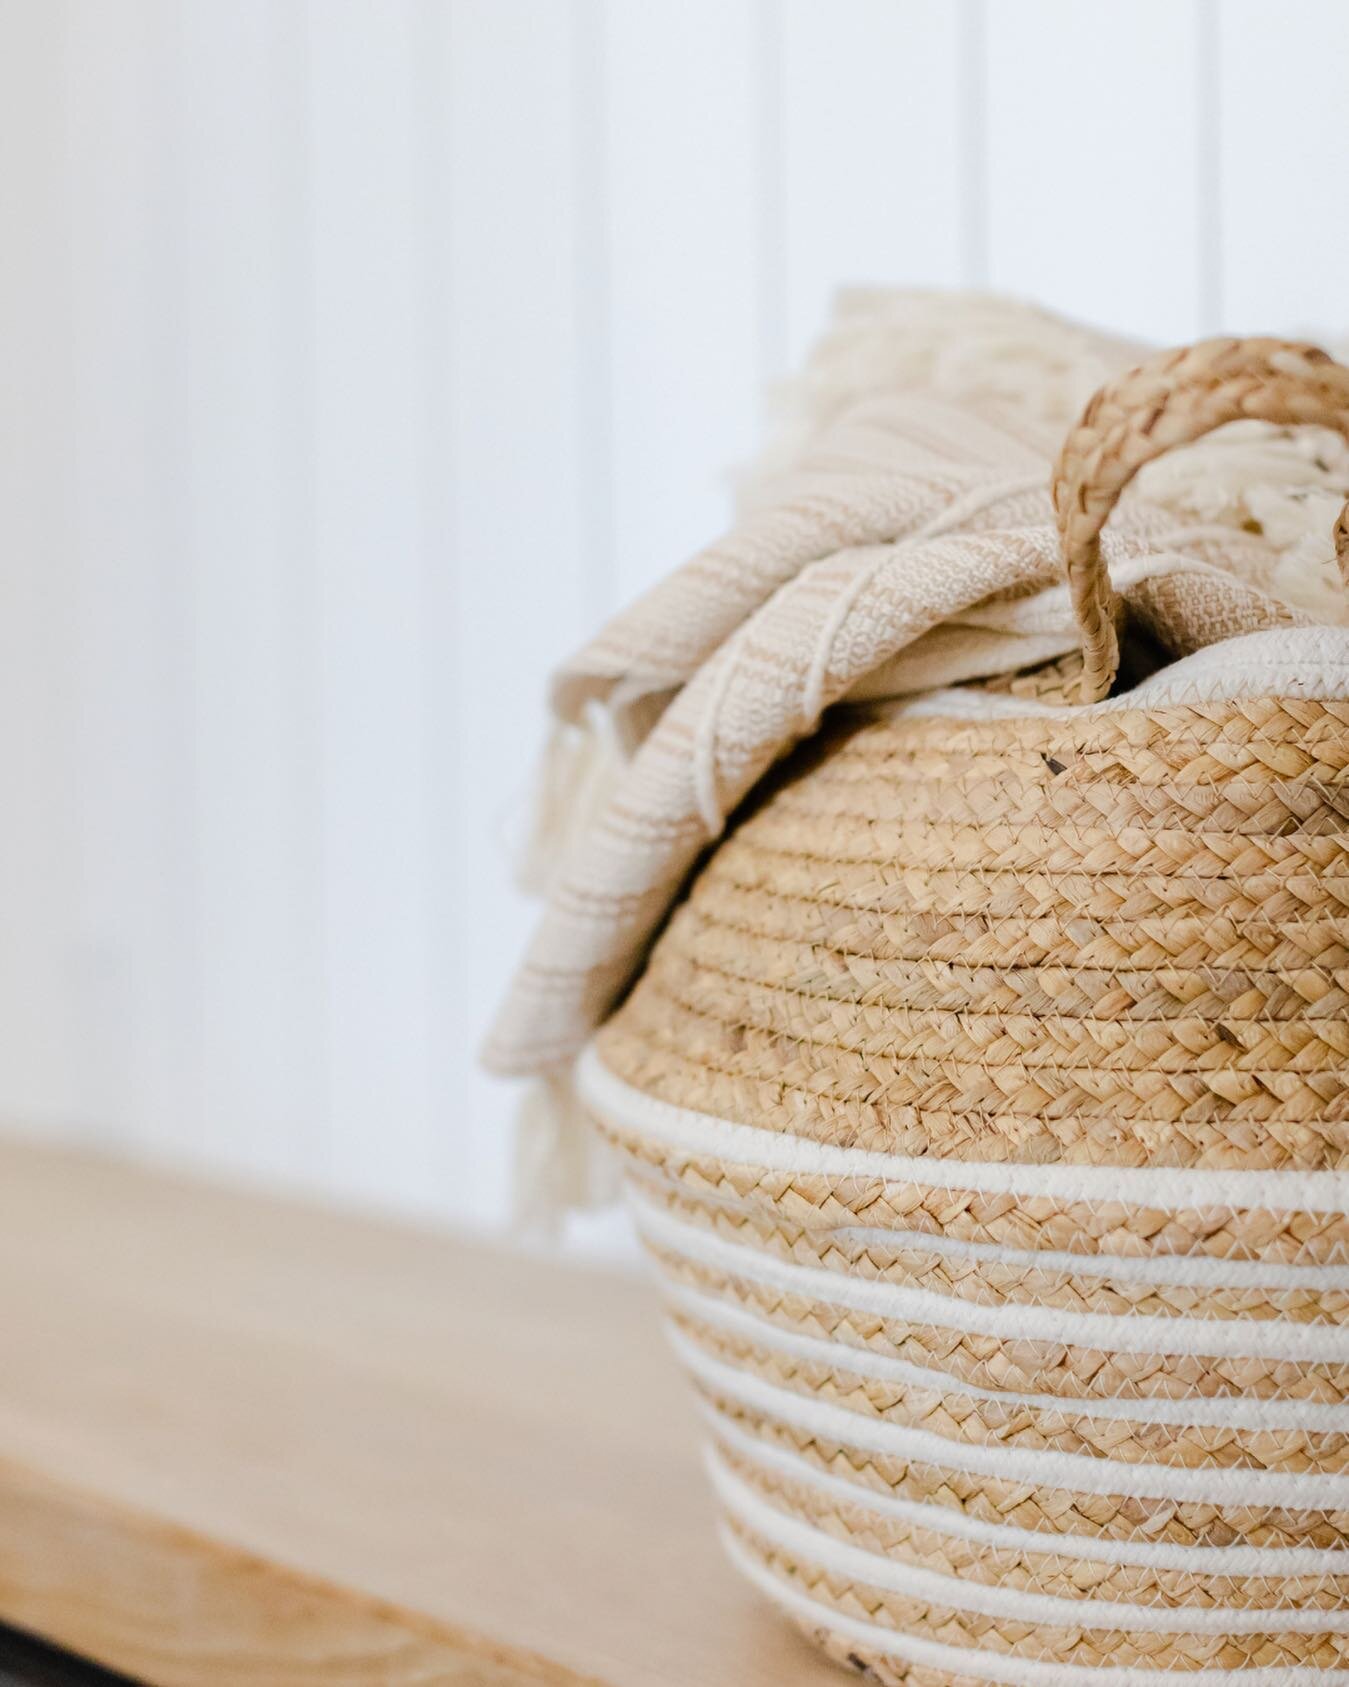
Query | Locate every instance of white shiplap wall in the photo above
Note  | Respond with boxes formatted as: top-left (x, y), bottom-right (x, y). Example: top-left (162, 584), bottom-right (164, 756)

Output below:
top-left (1, 0), bottom-right (1346, 1228)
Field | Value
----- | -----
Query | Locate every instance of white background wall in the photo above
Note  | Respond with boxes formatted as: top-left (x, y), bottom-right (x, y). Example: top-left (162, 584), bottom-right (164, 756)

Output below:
top-left (1, 0), bottom-right (1346, 1232)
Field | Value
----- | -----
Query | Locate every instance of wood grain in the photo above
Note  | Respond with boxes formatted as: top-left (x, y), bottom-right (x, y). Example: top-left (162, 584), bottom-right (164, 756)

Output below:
top-left (0, 1142), bottom-right (838, 1686)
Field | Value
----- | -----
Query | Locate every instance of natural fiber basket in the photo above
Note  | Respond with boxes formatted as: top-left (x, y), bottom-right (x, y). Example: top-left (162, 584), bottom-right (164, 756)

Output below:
top-left (578, 340), bottom-right (1349, 1683)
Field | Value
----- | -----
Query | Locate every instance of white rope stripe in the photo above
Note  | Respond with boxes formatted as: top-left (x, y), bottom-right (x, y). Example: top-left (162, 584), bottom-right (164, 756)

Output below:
top-left (710, 1451), bottom-right (1349, 1634)
top-left (826, 1222), bottom-right (1349, 1293)
top-left (672, 1329), bottom-right (1349, 1509)
top-left (635, 1188), bottom-right (1349, 1363)
top-left (667, 1275), bottom-right (1349, 1433)
top-left (580, 1044), bottom-right (1349, 1214)
top-left (721, 1527), bottom-right (1344, 1687)
top-left (702, 1402), bottom-right (1349, 1577)
top-left (627, 1158), bottom-right (1349, 1291)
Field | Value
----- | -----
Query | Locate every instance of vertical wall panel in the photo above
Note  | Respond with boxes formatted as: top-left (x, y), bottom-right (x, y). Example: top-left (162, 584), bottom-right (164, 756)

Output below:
top-left (0, 2), bottom-right (78, 1133)
top-left (985, 0), bottom-right (1205, 345)
top-left (65, 1), bottom-right (201, 1159)
top-left (1216, 0), bottom-right (1349, 338)
top-left (779, 0), bottom-right (966, 370)
top-left (308, 0), bottom-right (437, 1207)
top-left (176, 1), bottom-right (322, 1185)
top-left (439, 0), bottom-right (592, 1220)
top-left (603, 0), bottom-right (768, 603)
top-left (7, 1), bottom-right (1349, 1239)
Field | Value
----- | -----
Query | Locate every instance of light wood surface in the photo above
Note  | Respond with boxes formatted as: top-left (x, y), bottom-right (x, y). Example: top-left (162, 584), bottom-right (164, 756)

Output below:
top-left (0, 1141), bottom-right (840, 1686)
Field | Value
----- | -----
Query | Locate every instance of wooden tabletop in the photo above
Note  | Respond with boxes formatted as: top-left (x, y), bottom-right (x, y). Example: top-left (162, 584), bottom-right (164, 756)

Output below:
top-left (0, 1141), bottom-right (841, 1686)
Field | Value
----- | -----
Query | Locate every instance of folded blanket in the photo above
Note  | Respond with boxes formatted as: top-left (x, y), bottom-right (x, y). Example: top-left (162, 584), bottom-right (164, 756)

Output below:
top-left (484, 293), bottom-right (1349, 1207)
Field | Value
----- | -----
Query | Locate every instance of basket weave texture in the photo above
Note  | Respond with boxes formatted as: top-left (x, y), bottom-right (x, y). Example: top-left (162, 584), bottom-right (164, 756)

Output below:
top-left (579, 341), bottom-right (1349, 1683)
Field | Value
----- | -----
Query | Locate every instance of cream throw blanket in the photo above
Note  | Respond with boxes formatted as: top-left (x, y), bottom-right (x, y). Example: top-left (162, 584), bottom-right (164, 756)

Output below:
top-left (485, 293), bottom-right (1349, 1206)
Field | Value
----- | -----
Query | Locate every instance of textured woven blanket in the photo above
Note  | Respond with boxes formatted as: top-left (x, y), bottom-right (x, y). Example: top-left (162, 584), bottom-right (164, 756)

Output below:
top-left (485, 293), bottom-right (1349, 1202)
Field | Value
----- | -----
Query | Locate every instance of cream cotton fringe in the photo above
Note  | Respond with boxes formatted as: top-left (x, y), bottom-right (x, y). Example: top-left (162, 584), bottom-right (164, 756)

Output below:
top-left (488, 292), bottom-right (1349, 1216)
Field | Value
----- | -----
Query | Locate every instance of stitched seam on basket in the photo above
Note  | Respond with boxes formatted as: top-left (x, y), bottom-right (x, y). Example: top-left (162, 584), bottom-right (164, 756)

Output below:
top-left (613, 1126), bottom-right (1349, 1266)
top-left (728, 1519), bottom-right (1349, 1656)
top-left (799, 725), bottom-right (1349, 755)
top-left (656, 1233), bottom-right (1349, 1360)
top-left (718, 835), bottom-right (1349, 877)
top-left (707, 1389), bottom-right (1349, 1530)
top-left (641, 1183), bottom-right (1349, 1301)
top-left (762, 791), bottom-right (1349, 835)
top-left (798, 713), bottom-right (1349, 740)
top-left (662, 1251), bottom-right (1345, 1387)
top-left (625, 945), bottom-right (1349, 1031)
top-left (657, 1228), bottom-right (1349, 1342)
top-left (719, 1453), bottom-right (1349, 1606)
top-left (721, 843), bottom-right (1349, 883)
top-left (580, 1044), bottom-right (1349, 1211)
top-left (616, 1037), bottom-right (1349, 1139)
top-left (688, 894), bottom-right (1349, 949)
top-left (736, 823), bottom-right (1349, 863)
top-left (718, 838), bottom-right (1349, 888)
top-left (681, 1309), bottom-right (1349, 1484)
top-left (626, 1159), bottom-right (1349, 1295)
top-left (793, 769), bottom-right (1349, 799)
top-left (644, 1194), bottom-right (1349, 1295)
top-left (648, 908), bottom-right (1349, 979)
top-left (601, 1126), bottom-right (1349, 1255)
top-left (638, 957), bottom-right (1349, 1053)
top-left (681, 1319), bottom-right (1349, 1475)
top-left (678, 1330), bottom-right (1349, 1500)
top-left (664, 913), bottom-right (1349, 981)
top-left (692, 873), bottom-right (1349, 936)
top-left (783, 717), bottom-right (1349, 746)
top-left (622, 1016), bottom-right (1349, 1104)
top-left (720, 1525), bottom-right (1349, 1687)
top-left (667, 1278), bottom-right (1349, 1435)
top-left (609, 1016), bottom-right (1349, 1129)
top-left (704, 1406), bottom-right (1349, 1577)
top-left (787, 743), bottom-right (1349, 770)
top-left (675, 1330), bottom-right (1349, 1509)
top-left (610, 1038), bottom-right (1349, 1140)
top-left (639, 1194), bottom-right (1349, 1364)
top-left (600, 1120), bottom-right (1349, 1241)
top-left (710, 1452), bottom-right (1349, 1635)
top-left (723, 1516), bottom-right (1349, 1649)
top-left (647, 1221), bottom-right (1349, 1336)
top-left (629, 971), bottom-right (1349, 1083)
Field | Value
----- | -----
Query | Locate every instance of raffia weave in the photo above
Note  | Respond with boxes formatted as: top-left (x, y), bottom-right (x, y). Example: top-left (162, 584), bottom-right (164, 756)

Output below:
top-left (579, 685), bottom-right (1349, 1682)
top-left (485, 309), bottom-right (1349, 1089)
top-left (533, 331), bottom-right (1349, 1679)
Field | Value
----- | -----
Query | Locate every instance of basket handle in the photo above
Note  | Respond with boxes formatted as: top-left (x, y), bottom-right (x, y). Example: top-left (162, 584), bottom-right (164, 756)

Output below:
top-left (1051, 337), bottom-right (1349, 702)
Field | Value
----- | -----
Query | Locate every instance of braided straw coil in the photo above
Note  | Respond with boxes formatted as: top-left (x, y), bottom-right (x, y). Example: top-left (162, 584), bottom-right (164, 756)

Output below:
top-left (579, 339), bottom-right (1349, 1683)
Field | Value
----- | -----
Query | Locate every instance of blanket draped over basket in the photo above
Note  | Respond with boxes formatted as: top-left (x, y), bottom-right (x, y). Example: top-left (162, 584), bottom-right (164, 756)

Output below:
top-left (485, 297), bottom-right (1349, 1092)
top-left (486, 294), bottom-right (1349, 1684)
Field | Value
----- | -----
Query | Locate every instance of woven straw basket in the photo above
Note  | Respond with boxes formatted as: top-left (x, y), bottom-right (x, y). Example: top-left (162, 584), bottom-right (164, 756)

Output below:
top-left (577, 341), bottom-right (1349, 1684)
